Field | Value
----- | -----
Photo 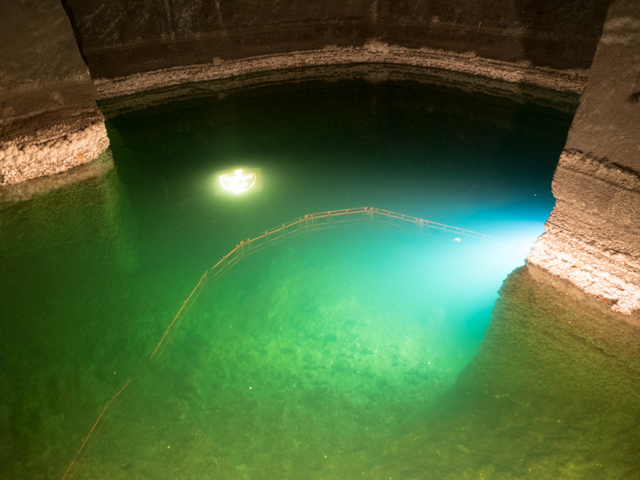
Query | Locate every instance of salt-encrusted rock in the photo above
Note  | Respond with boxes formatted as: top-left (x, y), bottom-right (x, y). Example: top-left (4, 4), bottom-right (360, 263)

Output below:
top-left (0, 0), bottom-right (110, 189)
top-left (527, 0), bottom-right (640, 315)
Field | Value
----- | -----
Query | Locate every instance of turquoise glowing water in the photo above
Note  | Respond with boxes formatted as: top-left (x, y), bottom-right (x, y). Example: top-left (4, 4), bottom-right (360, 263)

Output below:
top-left (0, 82), bottom-right (581, 479)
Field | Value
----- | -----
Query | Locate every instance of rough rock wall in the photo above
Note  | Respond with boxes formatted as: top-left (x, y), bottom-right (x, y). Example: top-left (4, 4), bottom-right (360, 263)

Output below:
top-left (1, 1), bottom-right (607, 188)
top-left (94, 42), bottom-right (587, 118)
top-left (382, 0), bottom-right (608, 68)
top-left (0, 0), bottom-right (110, 188)
top-left (61, 0), bottom-right (608, 79)
top-left (528, 0), bottom-right (640, 314)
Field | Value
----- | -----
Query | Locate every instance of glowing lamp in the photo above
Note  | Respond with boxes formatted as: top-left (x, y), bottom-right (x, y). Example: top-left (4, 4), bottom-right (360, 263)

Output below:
top-left (215, 167), bottom-right (262, 196)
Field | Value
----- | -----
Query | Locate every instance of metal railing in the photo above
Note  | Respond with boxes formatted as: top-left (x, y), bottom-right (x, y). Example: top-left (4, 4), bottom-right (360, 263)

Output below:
top-left (150, 207), bottom-right (500, 359)
top-left (63, 206), bottom-right (501, 479)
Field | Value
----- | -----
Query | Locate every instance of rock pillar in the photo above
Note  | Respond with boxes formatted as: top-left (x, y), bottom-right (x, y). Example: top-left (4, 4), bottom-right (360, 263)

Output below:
top-left (0, 0), bottom-right (109, 188)
top-left (528, 0), bottom-right (640, 314)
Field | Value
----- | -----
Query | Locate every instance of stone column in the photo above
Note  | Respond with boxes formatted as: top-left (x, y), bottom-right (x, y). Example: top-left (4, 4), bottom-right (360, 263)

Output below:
top-left (528, 0), bottom-right (640, 314)
top-left (0, 0), bottom-right (109, 188)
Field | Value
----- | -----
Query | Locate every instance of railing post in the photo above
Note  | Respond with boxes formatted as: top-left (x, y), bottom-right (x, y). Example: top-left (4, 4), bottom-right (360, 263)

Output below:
top-left (366, 207), bottom-right (374, 224)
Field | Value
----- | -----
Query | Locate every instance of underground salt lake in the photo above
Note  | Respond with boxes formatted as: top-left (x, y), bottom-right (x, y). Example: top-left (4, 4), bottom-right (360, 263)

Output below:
top-left (2, 81), bottom-right (639, 480)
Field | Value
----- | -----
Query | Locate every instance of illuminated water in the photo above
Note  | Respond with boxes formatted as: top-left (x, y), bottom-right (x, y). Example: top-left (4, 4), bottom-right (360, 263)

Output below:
top-left (3, 82), bottom-right (637, 479)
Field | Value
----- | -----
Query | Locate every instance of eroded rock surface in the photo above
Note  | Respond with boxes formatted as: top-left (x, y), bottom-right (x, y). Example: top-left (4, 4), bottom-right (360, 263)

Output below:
top-left (529, 0), bottom-right (640, 314)
top-left (62, 0), bottom-right (608, 78)
top-left (0, 0), bottom-right (109, 188)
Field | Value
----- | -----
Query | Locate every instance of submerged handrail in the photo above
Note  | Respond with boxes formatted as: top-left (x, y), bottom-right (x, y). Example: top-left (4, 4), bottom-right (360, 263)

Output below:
top-left (64, 207), bottom-right (501, 479)
top-left (209, 206), bottom-right (502, 278)
top-left (150, 207), bottom-right (502, 359)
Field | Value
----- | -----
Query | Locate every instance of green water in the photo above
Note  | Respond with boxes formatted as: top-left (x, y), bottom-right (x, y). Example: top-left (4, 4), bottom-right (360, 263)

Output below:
top-left (4, 82), bottom-right (637, 479)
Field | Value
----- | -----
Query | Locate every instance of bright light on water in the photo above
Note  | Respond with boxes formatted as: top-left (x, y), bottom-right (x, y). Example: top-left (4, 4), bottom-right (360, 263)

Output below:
top-left (215, 167), bottom-right (262, 195)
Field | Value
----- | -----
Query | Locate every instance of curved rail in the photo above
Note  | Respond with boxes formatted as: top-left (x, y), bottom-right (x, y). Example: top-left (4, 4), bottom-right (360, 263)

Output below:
top-left (210, 206), bottom-right (501, 279)
top-left (150, 207), bottom-right (501, 359)
top-left (64, 207), bottom-right (501, 478)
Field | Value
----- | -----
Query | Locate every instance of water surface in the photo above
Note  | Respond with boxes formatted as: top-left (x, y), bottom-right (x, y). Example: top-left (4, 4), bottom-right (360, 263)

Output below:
top-left (0, 81), bottom-right (577, 479)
